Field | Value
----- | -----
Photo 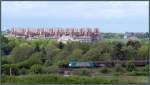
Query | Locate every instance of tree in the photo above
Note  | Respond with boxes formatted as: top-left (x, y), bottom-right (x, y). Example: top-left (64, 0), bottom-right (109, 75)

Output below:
top-left (29, 39), bottom-right (50, 52)
top-left (1, 64), bottom-right (19, 76)
top-left (126, 61), bottom-right (136, 72)
top-left (1, 56), bottom-right (11, 65)
top-left (10, 43), bottom-right (34, 63)
top-left (95, 41), bottom-right (112, 60)
top-left (82, 48), bottom-right (99, 61)
top-left (122, 46), bottom-right (137, 60)
top-left (78, 43), bottom-right (91, 54)
top-left (58, 42), bottom-right (64, 49)
top-left (127, 40), bottom-right (141, 49)
top-left (53, 50), bottom-right (70, 65)
top-left (44, 44), bottom-right (60, 65)
top-left (64, 42), bottom-right (79, 52)
top-left (1, 35), bottom-right (12, 55)
top-left (69, 49), bottom-right (83, 61)
top-left (137, 45), bottom-right (148, 60)
top-left (17, 52), bottom-right (43, 68)
top-left (112, 41), bottom-right (125, 60)
top-left (82, 41), bottom-right (112, 61)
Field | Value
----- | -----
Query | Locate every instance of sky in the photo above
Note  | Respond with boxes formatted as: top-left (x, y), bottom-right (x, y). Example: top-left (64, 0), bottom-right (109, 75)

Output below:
top-left (1, 1), bottom-right (149, 33)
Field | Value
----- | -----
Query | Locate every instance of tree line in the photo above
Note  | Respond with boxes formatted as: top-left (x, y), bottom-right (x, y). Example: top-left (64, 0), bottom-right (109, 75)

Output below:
top-left (1, 34), bottom-right (149, 76)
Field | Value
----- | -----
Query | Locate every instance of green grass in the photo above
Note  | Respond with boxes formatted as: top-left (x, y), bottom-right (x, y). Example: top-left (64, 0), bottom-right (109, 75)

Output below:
top-left (1, 74), bottom-right (149, 84)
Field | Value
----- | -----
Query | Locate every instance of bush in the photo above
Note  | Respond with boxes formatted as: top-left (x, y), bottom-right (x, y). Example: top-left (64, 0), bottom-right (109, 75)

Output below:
top-left (42, 66), bottom-right (58, 74)
top-left (113, 72), bottom-right (122, 76)
top-left (143, 65), bottom-right (149, 72)
top-left (128, 71), bottom-right (148, 76)
top-left (53, 60), bottom-right (68, 67)
top-left (19, 68), bottom-right (28, 75)
top-left (115, 64), bottom-right (126, 73)
top-left (1, 64), bottom-right (19, 76)
top-left (126, 62), bottom-right (136, 72)
top-left (80, 69), bottom-right (91, 76)
top-left (73, 69), bottom-right (91, 76)
top-left (30, 64), bottom-right (42, 74)
top-left (100, 67), bottom-right (110, 74)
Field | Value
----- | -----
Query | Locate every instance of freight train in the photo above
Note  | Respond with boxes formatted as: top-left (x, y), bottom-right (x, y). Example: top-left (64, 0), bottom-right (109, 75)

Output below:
top-left (59, 60), bottom-right (148, 68)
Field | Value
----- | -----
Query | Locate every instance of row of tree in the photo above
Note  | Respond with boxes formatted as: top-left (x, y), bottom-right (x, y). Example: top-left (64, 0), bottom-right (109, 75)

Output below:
top-left (101, 32), bottom-right (149, 39)
top-left (1, 34), bottom-right (149, 75)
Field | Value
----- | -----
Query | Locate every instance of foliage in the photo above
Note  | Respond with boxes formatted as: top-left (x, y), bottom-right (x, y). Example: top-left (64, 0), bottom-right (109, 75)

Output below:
top-left (30, 64), bottom-right (43, 74)
top-left (1, 36), bottom-right (149, 77)
top-left (1, 35), bottom-right (12, 55)
top-left (143, 65), bottom-right (149, 72)
top-left (10, 43), bottom-right (34, 63)
top-left (19, 68), bottom-right (28, 75)
top-left (121, 46), bottom-right (137, 60)
top-left (1, 75), bottom-right (148, 84)
top-left (112, 41), bottom-right (125, 60)
top-left (128, 71), bottom-right (148, 76)
top-left (138, 45), bottom-right (148, 59)
top-left (16, 52), bottom-right (43, 68)
top-left (127, 40), bottom-right (141, 49)
top-left (115, 64), bottom-right (126, 73)
top-left (42, 66), bottom-right (58, 74)
top-left (1, 64), bottom-right (19, 76)
top-left (100, 67), bottom-right (111, 74)
top-left (126, 62), bottom-right (137, 72)
top-left (78, 68), bottom-right (91, 76)
top-left (69, 49), bottom-right (83, 61)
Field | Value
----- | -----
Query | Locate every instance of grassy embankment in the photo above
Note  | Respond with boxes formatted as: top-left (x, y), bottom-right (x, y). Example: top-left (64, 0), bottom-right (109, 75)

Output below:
top-left (1, 74), bottom-right (148, 84)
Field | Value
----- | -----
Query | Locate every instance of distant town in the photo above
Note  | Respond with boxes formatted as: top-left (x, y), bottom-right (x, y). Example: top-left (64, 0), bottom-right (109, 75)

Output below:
top-left (3, 27), bottom-right (149, 43)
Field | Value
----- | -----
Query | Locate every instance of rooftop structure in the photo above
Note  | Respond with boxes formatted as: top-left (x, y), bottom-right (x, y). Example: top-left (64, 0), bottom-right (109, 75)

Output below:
top-left (8, 27), bottom-right (101, 43)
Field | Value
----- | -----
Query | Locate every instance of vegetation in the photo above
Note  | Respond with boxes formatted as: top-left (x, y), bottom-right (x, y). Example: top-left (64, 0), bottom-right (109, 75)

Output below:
top-left (1, 75), bottom-right (148, 84)
top-left (0, 34), bottom-right (149, 83)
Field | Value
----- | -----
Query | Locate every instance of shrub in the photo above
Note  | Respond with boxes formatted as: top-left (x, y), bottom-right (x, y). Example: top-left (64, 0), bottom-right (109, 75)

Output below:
top-left (30, 64), bottom-right (42, 74)
top-left (113, 72), bottom-right (122, 76)
top-left (100, 67), bottom-right (110, 74)
top-left (80, 69), bottom-right (91, 76)
top-left (42, 66), bottom-right (58, 74)
top-left (1, 64), bottom-right (19, 76)
top-left (128, 71), bottom-right (148, 76)
top-left (126, 62), bottom-right (136, 72)
top-left (134, 71), bottom-right (148, 76)
top-left (19, 68), bottom-right (28, 75)
top-left (143, 65), bottom-right (149, 72)
top-left (73, 69), bottom-right (91, 76)
top-left (115, 64), bottom-right (126, 73)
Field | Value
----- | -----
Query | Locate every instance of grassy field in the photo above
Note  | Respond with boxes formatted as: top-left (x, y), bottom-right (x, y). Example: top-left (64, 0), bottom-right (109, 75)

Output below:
top-left (1, 74), bottom-right (149, 84)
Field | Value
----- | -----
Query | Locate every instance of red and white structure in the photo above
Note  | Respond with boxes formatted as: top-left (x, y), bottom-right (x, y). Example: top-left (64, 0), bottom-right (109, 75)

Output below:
top-left (9, 27), bottom-right (101, 43)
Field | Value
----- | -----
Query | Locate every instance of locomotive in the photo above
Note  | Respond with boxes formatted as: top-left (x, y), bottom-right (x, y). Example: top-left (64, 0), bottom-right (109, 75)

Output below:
top-left (69, 61), bottom-right (95, 68)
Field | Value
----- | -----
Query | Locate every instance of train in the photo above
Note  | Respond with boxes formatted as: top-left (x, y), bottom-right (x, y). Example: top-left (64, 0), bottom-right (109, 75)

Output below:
top-left (60, 60), bottom-right (149, 68)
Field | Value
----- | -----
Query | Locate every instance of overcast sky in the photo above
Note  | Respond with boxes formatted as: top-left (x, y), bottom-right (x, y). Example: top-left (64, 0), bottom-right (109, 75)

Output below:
top-left (2, 1), bottom-right (149, 33)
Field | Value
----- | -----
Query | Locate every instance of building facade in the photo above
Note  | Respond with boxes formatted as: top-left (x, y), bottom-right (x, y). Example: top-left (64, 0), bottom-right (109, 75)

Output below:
top-left (8, 28), bottom-right (101, 43)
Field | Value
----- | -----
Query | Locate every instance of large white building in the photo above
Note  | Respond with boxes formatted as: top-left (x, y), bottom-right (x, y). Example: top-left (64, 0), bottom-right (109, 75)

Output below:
top-left (8, 27), bottom-right (101, 43)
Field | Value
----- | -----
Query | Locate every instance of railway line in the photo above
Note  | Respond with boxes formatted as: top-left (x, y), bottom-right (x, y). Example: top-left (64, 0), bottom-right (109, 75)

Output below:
top-left (59, 60), bottom-right (148, 68)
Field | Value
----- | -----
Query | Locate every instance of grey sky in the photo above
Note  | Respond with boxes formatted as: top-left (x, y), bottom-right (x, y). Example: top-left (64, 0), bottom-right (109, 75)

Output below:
top-left (2, 1), bottom-right (149, 33)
